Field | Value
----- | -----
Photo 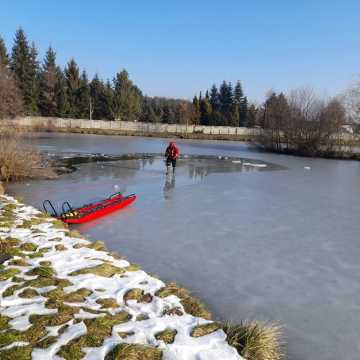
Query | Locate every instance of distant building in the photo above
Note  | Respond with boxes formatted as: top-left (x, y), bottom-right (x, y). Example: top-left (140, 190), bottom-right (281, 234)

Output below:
top-left (339, 124), bottom-right (355, 134)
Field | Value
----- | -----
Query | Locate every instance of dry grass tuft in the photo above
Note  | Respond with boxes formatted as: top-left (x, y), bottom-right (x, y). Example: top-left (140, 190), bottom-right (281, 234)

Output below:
top-left (36, 335), bottom-right (59, 349)
top-left (136, 314), bottom-right (150, 321)
top-left (55, 244), bottom-right (67, 251)
top-left (0, 315), bottom-right (11, 331)
top-left (0, 236), bottom-right (24, 258)
top-left (69, 263), bottom-right (126, 277)
top-left (8, 258), bottom-right (29, 266)
top-left (20, 218), bottom-right (45, 228)
top-left (29, 305), bottom-right (79, 327)
top-left (155, 329), bottom-right (177, 344)
top-left (27, 276), bottom-right (72, 289)
top-left (0, 267), bottom-right (20, 280)
top-left (155, 282), bottom-right (211, 320)
top-left (26, 265), bottom-right (56, 278)
top-left (118, 331), bottom-right (135, 339)
top-left (105, 343), bottom-right (162, 360)
top-left (190, 322), bottom-right (222, 337)
top-left (57, 312), bottom-right (132, 360)
top-left (96, 298), bottom-right (119, 308)
top-left (223, 321), bottom-right (284, 360)
top-left (123, 288), bottom-right (153, 304)
top-left (162, 307), bottom-right (183, 317)
top-left (0, 323), bottom-right (47, 347)
top-left (19, 242), bottom-right (38, 252)
top-left (18, 288), bottom-right (39, 298)
top-left (86, 240), bottom-right (107, 251)
top-left (123, 288), bottom-right (144, 303)
top-left (64, 288), bottom-right (92, 302)
top-left (0, 346), bottom-right (32, 360)
top-left (68, 229), bottom-right (84, 238)
top-left (39, 261), bottom-right (52, 266)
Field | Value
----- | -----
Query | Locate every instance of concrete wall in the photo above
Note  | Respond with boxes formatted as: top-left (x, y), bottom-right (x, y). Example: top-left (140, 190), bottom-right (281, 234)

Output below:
top-left (11, 116), bottom-right (262, 137)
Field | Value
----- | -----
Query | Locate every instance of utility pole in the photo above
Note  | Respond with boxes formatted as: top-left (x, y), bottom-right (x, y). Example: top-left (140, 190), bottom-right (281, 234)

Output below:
top-left (89, 97), bottom-right (93, 120)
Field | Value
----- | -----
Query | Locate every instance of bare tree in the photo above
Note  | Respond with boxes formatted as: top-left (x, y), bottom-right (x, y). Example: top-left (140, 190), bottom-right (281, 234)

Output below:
top-left (319, 98), bottom-right (346, 152)
top-left (261, 92), bottom-right (290, 151)
top-left (286, 88), bottom-right (324, 153)
top-left (342, 79), bottom-right (360, 124)
top-left (259, 88), bottom-right (346, 156)
top-left (0, 64), bottom-right (23, 119)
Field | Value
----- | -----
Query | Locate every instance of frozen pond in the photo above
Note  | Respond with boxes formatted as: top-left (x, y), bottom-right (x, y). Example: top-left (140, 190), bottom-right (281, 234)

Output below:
top-left (7, 132), bottom-right (360, 360)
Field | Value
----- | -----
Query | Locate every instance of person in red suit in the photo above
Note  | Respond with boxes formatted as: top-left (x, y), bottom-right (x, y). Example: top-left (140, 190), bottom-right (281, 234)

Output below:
top-left (165, 141), bottom-right (180, 174)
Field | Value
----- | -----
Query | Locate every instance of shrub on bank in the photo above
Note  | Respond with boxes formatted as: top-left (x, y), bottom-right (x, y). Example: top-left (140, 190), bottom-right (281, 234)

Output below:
top-left (0, 126), bottom-right (41, 181)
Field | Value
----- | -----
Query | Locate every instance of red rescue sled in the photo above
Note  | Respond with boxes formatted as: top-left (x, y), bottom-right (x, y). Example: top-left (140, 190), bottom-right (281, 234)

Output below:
top-left (43, 192), bottom-right (136, 224)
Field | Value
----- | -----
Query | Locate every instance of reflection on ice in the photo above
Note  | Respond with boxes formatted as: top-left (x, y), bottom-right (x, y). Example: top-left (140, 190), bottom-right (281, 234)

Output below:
top-left (163, 173), bottom-right (176, 200)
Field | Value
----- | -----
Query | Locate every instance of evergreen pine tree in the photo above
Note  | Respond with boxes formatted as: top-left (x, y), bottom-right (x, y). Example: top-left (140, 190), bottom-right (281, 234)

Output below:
top-left (105, 80), bottom-right (115, 120)
top-left (140, 97), bottom-right (158, 123)
top-left (209, 84), bottom-right (220, 112)
top-left (234, 81), bottom-right (244, 105)
top-left (11, 28), bottom-right (38, 114)
top-left (219, 81), bottom-right (233, 122)
top-left (229, 103), bottom-right (240, 126)
top-left (192, 95), bottom-right (200, 124)
top-left (112, 70), bottom-right (142, 121)
top-left (147, 104), bottom-right (158, 123)
top-left (28, 42), bottom-right (40, 114)
top-left (209, 84), bottom-right (221, 125)
top-left (89, 74), bottom-right (101, 119)
top-left (90, 74), bottom-right (103, 119)
top-left (54, 66), bottom-right (70, 117)
top-left (247, 104), bottom-right (258, 128)
top-left (77, 70), bottom-right (90, 118)
top-left (199, 96), bottom-right (212, 125)
top-left (39, 47), bottom-right (57, 116)
top-left (239, 96), bottom-right (248, 126)
top-left (161, 104), bottom-right (171, 123)
top-left (89, 75), bottom-right (113, 120)
top-left (64, 59), bottom-right (81, 117)
top-left (0, 37), bottom-right (9, 67)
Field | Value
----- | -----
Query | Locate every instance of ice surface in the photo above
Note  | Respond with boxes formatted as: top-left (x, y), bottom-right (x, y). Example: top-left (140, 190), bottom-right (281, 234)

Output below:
top-left (8, 132), bottom-right (360, 360)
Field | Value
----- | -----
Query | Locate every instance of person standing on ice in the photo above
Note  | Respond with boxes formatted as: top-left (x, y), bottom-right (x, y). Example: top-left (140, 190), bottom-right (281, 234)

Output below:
top-left (165, 141), bottom-right (180, 174)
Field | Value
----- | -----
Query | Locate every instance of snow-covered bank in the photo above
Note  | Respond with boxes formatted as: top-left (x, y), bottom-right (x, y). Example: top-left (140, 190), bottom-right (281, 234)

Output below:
top-left (0, 195), bottom-right (242, 360)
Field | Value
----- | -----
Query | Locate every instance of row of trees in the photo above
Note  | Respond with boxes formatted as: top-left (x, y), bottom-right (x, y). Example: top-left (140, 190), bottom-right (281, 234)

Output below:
top-left (193, 81), bottom-right (249, 127)
top-left (140, 97), bottom-right (195, 124)
top-left (258, 89), bottom-right (348, 156)
top-left (0, 28), bottom-right (257, 126)
top-left (0, 29), bottom-right (144, 121)
top-left (1, 26), bottom-right (358, 150)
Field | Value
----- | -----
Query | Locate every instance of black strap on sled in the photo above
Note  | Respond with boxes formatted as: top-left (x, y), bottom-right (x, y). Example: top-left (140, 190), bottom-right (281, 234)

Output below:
top-left (62, 201), bottom-right (73, 214)
top-left (43, 200), bottom-right (58, 217)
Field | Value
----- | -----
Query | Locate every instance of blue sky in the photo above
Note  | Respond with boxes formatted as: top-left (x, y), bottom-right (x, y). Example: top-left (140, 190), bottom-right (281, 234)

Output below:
top-left (1, 0), bottom-right (359, 102)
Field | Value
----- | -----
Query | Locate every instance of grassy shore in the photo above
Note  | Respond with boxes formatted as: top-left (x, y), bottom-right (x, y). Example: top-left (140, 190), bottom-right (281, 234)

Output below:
top-left (0, 195), bottom-right (283, 360)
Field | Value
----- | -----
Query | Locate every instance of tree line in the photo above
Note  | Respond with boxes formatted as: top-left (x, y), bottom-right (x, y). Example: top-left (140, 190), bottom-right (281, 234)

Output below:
top-left (258, 89), bottom-right (349, 156)
top-left (0, 28), bottom-right (258, 127)
top-left (0, 26), bottom-right (354, 152)
top-left (0, 28), bottom-right (143, 121)
top-left (192, 81), bottom-right (250, 127)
